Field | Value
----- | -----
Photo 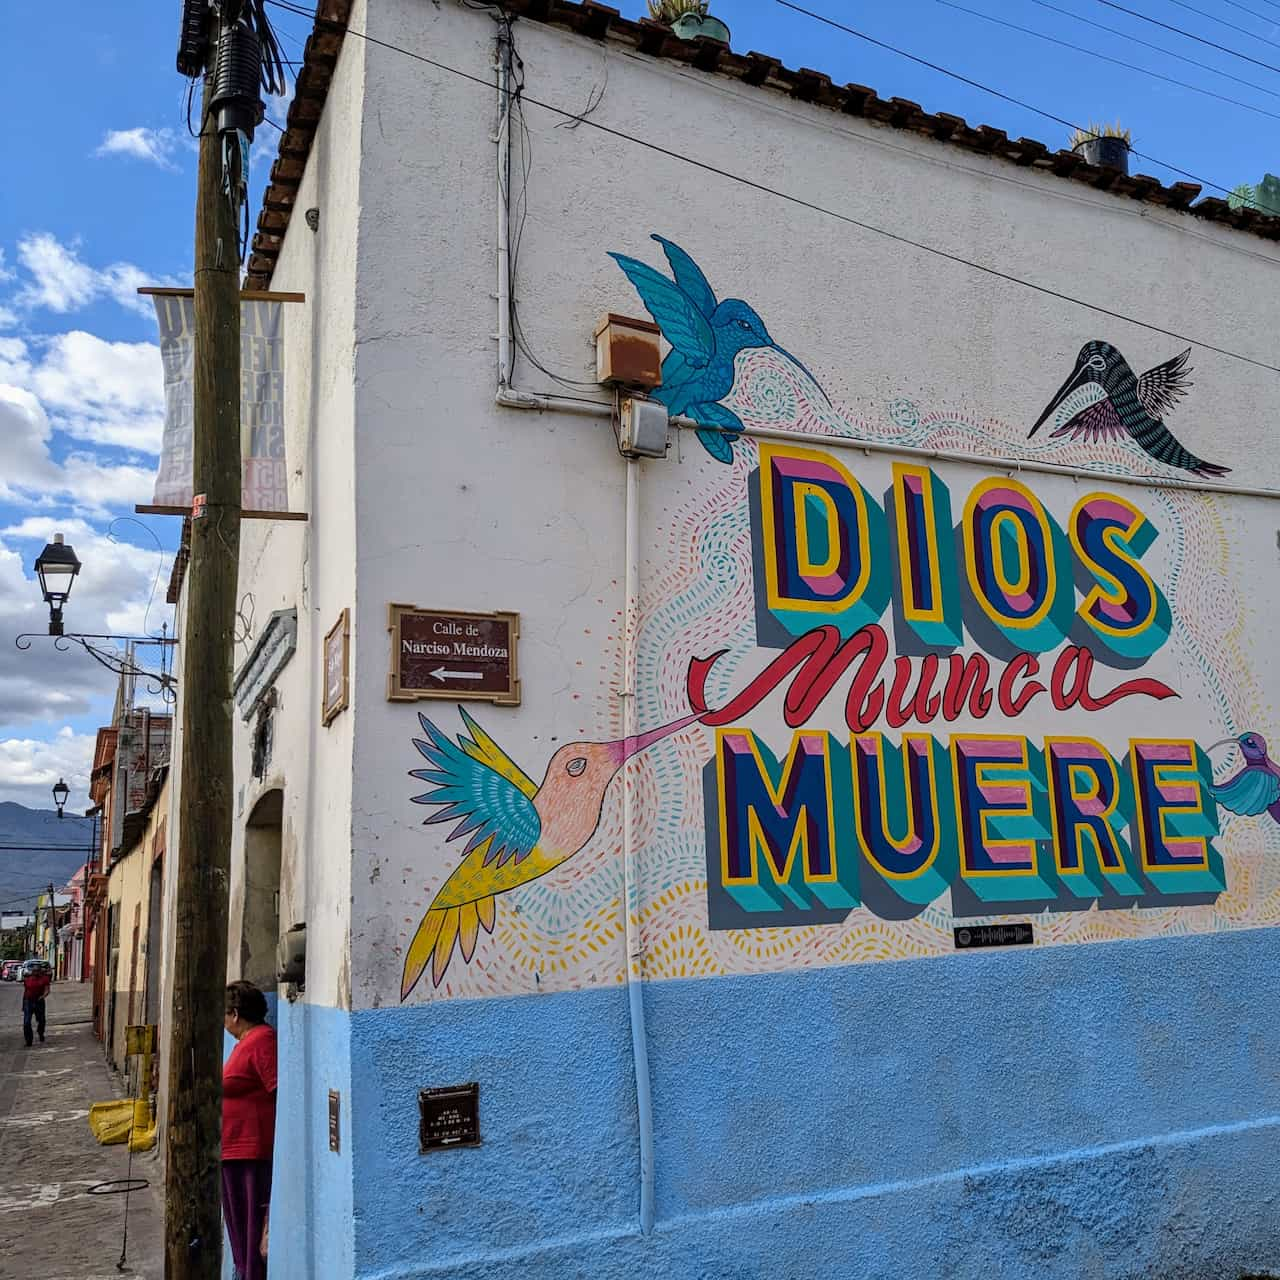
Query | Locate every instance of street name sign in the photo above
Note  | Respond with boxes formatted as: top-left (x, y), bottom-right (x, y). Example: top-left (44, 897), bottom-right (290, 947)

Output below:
top-left (388, 605), bottom-right (520, 706)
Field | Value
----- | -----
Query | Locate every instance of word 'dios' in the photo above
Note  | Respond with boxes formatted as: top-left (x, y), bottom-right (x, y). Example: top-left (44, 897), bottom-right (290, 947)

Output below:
top-left (756, 443), bottom-right (1170, 657)
top-left (703, 443), bottom-right (1223, 928)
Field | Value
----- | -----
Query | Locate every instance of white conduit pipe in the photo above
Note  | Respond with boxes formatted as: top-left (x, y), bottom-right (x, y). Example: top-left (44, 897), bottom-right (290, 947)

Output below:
top-left (622, 456), bottom-right (656, 1237)
top-left (494, 29), bottom-right (513, 393)
top-left (496, 387), bottom-right (1280, 502)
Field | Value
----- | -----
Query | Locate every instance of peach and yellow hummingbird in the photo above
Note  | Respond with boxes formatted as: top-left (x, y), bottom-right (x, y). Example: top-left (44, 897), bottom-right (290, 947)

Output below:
top-left (401, 707), bottom-right (701, 999)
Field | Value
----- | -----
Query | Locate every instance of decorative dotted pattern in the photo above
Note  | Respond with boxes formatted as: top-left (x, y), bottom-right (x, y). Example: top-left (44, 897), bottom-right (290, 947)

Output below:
top-left (400, 362), bottom-right (1278, 1002)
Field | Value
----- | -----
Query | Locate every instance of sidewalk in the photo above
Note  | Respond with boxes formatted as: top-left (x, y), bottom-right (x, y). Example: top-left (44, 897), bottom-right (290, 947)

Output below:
top-left (0, 977), bottom-right (164, 1279)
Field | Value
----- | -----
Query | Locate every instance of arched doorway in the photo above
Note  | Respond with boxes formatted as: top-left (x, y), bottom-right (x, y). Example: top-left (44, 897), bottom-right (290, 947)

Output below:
top-left (241, 789), bottom-right (283, 988)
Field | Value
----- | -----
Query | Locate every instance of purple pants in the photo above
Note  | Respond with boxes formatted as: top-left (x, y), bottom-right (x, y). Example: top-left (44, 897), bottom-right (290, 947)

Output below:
top-left (221, 1159), bottom-right (271, 1280)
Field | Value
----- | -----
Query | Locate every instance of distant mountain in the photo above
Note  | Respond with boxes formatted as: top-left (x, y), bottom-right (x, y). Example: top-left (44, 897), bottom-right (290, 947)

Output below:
top-left (0, 803), bottom-right (95, 911)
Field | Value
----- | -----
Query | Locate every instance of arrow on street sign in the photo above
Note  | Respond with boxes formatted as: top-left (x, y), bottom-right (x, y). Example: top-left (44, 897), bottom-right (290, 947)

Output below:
top-left (429, 666), bottom-right (484, 682)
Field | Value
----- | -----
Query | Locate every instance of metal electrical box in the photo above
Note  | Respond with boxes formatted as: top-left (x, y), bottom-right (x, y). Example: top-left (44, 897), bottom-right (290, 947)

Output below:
top-left (618, 397), bottom-right (670, 459)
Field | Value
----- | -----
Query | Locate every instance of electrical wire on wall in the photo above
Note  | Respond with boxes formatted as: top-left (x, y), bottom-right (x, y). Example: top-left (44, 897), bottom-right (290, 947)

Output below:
top-left (265, 0), bottom-right (1280, 376)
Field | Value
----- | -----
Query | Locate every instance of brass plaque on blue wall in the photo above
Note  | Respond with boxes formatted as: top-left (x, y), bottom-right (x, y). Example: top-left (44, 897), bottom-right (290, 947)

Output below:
top-left (419, 1083), bottom-right (480, 1152)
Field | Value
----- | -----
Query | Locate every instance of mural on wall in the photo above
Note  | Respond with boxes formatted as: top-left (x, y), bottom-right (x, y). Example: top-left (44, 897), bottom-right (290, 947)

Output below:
top-left (402, 707), bottom-right (700, 997)
top-left (609, 235), bottom-right (828, 463)
top-left (1030, 342), bottom-right (1230, 478)
top-left (397, 237), bottom-right (1277, 1000)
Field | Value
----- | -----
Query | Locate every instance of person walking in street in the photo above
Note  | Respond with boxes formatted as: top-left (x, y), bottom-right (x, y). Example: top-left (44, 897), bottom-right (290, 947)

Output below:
top-left (222, 980), bottom-right (277, 1280)
top-left (22, 961), bottom-right (50, 1047)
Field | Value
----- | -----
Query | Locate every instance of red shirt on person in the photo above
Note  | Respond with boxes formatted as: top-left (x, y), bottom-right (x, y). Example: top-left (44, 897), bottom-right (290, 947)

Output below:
top-left (222, 1022), bottom-right (277, 1161)
top-left (23, 972), bottom-right (50, 1001)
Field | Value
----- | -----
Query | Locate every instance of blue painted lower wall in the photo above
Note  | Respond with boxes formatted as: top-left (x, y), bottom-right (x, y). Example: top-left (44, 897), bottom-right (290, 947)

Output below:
top-left (265, 998), bottom-right (353, 1280)
top-left (289, 929), bottom-right (1280, 1279)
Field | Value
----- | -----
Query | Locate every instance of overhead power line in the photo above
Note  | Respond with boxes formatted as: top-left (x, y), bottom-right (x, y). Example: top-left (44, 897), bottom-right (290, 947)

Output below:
top-left (1221, 0), bottom-right (1280, 23)
top-left (935, 0), bottom-right (1280, 123)
top-left (260, 0), bottom-right (1280, 377)
top-left (1027, 0), bottom-right (1280, 104)
top-left (776, 0), bottom-right (1265, 207)
top-left (1164, 0), bottom-right (1280, 51)
top-left (1092, 0), bottom-right (1280, 75)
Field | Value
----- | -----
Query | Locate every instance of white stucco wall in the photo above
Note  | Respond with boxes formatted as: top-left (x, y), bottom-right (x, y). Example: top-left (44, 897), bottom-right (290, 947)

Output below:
top-left (333, 0), bottom-right (1280, 1009)
top-left (227, 0), bottom-right (366, 1011)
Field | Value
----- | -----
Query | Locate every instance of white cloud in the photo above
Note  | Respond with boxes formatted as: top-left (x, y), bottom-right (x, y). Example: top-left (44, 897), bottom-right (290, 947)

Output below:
top-left (29, 331), bottom-right (164, 453)
top-left (12, 233), bottom-right (176, 320)
top-left (95, 127), bottom-right (180, 171)
top-left (0, 381), bottom-right (155, 512)
top-left (0, 728), bottom-right (98, 808)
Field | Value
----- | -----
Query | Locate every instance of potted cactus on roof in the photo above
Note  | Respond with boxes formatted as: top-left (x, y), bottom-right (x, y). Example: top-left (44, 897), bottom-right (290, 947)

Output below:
top-left (1069, 122), bottom-right (1131, 175)
top-left (648, 0), bottom-right (731, 44)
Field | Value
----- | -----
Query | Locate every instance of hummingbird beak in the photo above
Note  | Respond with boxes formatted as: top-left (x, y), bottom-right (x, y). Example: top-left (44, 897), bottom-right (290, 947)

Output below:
top-left (772, 344), bottom-right (832, 407)
top-left (1029, 365), bottom-right (1088, 438)
top-left (1205, 738), bottom-right (1238, 753)
top-left (617, 711), bottom-right (703, 764)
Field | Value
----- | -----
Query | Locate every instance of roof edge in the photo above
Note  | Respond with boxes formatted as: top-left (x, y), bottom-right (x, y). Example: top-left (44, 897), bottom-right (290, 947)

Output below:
top-left (245, 0), bottom-right (1279, 290)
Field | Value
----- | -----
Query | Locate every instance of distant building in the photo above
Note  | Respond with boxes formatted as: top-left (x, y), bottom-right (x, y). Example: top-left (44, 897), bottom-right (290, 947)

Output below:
top-left (104, 769), bottom-right (168, 1074)
top-left (88, 698), bottom-right (171, 1044)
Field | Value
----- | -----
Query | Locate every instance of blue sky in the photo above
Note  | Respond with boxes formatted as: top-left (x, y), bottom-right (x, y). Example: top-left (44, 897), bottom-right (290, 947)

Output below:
top-left (0, 0), bottom-right (1272, 810)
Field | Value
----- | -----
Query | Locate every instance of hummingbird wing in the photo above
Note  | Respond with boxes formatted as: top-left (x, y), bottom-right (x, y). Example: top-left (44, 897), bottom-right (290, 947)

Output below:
top-left (1049, 396), bottom-right (1126, 442)
top-left (1136, 349), bottom-right (1193, 419)
top-left (650, 234), bottom-right (717, 319)
top-left (410, 712), bottom-right (541, 869)
top-left (608, 252), bottom-right (715, 368)
top-left (1210, 765), bottom-right (1280, 817)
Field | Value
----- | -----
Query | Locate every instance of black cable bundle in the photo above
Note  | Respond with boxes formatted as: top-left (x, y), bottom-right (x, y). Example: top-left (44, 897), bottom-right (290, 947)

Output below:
top-left (247, 0), bottom-right (288, 99)
top-left (175, 0), bottom-right (211, 76)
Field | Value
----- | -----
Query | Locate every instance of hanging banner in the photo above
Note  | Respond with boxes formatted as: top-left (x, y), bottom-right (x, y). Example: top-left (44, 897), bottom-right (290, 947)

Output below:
top-left (150, 295), bottom-right (288, 511)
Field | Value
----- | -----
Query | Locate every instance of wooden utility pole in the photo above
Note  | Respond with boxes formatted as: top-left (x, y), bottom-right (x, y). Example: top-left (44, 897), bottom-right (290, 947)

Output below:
top-left (163, 32), bottom-right (242, 1279)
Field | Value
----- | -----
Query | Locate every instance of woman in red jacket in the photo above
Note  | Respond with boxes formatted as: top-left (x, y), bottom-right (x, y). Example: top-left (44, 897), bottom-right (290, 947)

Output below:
top-left (222, 981), bottom-right (277, 1280)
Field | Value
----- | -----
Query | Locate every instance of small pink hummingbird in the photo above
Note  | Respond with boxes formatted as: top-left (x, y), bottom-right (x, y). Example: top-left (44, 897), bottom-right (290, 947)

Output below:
top-left (1207, 731), bottom-right (1280, 824)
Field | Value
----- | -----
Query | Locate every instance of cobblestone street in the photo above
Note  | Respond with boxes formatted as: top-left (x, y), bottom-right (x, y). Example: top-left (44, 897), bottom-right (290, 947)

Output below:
top-left (0, 978), bottom-right (163, 1279)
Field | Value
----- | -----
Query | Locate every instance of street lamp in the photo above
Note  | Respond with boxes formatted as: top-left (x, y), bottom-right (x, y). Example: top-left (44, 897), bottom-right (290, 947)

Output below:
top-left (34, 534), bottom-right (81, 637)
top-left (52, 778), bottom-right (70, 819)
top-left (17, 534), bottom-right (178, 698)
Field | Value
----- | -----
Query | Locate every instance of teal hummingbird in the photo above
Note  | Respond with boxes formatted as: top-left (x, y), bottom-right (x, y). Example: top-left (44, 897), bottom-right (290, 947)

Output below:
top-left (609, 234), bottom-right (828, 463)
top-left (1030, 341), bottom-right (1229, 478)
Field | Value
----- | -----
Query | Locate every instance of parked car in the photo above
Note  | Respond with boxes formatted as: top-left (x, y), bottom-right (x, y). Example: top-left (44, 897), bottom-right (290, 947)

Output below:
top-left (0, 961), bottom-right (20, 981)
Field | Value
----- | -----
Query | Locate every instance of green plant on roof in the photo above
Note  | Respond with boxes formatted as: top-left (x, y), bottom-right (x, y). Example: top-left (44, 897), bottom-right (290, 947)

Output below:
top-left (648, 0), bottom-right (709, 20)
top-left (1229, 175), bottom-right (1280, 217)
top-left (1069, 121), bottom-right (1132, 149)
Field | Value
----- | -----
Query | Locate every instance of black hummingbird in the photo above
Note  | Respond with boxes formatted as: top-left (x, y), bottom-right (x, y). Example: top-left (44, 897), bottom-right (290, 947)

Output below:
top-left (1030, 341), bottom-right (1229, 478)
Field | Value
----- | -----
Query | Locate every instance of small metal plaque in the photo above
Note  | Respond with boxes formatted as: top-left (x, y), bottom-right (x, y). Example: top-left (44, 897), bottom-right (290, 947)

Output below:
top-left (419, 1083), bottom-right (480, 1152)
top-left (328, 1090), bottom-right (341, 1153)
top-left (954, 923), bottom-right (1034, 949)
top-left (388, 605), bottom-right (520, 706)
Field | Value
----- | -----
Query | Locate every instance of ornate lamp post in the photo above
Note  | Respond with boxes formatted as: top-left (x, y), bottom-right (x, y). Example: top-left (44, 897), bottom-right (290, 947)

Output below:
top-left (34, 534), bottom-right (81, 637)
top-left (17, 534), bottom-right (178, 697)
top-left (51, 777), bottom-right (70, 819)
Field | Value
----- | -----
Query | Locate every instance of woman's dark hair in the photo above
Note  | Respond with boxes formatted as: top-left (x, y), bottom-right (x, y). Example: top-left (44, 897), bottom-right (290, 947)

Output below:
top-left (225, 980), bottom-right (268, 1025)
